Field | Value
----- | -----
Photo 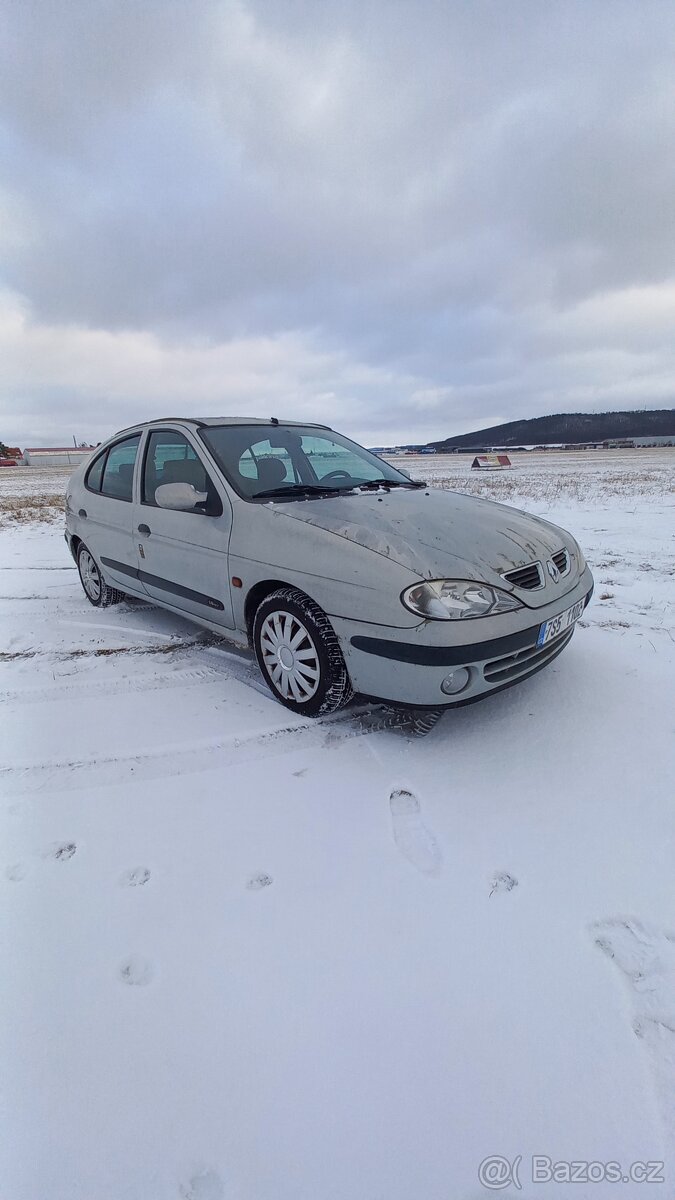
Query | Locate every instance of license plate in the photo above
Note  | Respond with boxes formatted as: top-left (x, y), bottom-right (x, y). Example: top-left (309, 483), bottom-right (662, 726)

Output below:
top-left (537, 598), bottom-right (585, 647)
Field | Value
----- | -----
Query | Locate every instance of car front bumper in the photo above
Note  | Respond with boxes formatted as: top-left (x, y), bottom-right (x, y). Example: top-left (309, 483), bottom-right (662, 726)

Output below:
top-left (332, 566), bottom-right (594, 708)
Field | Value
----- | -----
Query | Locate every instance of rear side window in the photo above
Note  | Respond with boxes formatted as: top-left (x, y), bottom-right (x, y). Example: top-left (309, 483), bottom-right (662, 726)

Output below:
top-left (85, 451), bottom-right (106, 492)
top-left (100, 436), bottom-right (140, 502)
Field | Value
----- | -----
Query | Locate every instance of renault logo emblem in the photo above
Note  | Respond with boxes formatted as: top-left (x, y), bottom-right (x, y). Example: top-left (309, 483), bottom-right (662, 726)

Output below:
top-left (546, 559), bottom-right (560, 582)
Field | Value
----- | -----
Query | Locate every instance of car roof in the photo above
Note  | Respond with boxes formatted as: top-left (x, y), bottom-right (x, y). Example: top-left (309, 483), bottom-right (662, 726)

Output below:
top-left (113, 416), bottom-right (332, 438)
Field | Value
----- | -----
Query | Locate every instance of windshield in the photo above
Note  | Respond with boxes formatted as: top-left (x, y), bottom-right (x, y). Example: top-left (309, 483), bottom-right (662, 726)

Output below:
top-left (199, 425), bottom-right (417, 500)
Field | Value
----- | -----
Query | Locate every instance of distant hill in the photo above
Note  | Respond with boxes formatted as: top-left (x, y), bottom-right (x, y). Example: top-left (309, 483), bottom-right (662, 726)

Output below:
top-left (427, 409), bottom-right (675, 450)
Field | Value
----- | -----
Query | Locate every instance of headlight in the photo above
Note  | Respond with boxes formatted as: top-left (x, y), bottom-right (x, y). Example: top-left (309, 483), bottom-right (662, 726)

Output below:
top-left (574, 542), bottom-right (586, 571)
top-left (402, 579), bottom-right (523, 620)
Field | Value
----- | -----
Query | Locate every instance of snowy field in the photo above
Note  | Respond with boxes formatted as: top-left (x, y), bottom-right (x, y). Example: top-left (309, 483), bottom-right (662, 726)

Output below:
top-left (1, 450), bottom-right (674, 1199)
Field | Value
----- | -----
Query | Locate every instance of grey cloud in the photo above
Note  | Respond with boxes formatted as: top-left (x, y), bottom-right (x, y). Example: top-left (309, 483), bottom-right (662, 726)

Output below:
top-left (1, 0), bottom-right (675, 444)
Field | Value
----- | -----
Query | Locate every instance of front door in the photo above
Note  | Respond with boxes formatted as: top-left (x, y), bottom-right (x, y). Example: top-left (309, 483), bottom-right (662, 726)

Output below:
top-left (84, 433), bottom-right (141, 592)
top-left (133, 428), bottom-right (235, 628)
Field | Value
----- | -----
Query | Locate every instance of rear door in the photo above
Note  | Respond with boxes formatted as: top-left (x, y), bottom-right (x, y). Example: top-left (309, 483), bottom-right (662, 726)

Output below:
top-left (81, 434), bottom-right (141, 591)
top-left (133, 428), bottom-right (235, 628)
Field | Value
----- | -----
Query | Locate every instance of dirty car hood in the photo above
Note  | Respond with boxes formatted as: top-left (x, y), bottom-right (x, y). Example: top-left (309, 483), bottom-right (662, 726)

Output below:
top-left (274, 486), bottom-right (573, 598)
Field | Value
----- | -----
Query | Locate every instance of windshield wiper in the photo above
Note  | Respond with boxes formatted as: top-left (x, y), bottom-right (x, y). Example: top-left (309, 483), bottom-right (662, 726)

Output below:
top-left (253, 483), bottom-right (343, 500)
top-left (254, 479), bottom-right (425, 499)
top-left (354, 478), bottom-right (425, 490)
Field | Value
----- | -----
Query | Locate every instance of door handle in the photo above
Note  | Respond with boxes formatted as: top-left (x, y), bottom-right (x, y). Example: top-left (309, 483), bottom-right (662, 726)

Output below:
top-left (137, 524), bottom-right (151, 536)
top-left (78, 508), bottom-right (87, 518)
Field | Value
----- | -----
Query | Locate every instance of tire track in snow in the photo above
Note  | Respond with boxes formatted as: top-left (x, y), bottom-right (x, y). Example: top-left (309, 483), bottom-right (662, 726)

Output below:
top-left (0, 707), bottom-right (385, 796)
top-left (0, 643), bottom-right (207, 663)
top-left (0, 664), bottom-right (233, 705)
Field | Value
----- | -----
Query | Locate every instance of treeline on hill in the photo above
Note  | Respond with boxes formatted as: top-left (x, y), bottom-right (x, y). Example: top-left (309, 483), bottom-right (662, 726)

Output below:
top-left (427, 409), bottom-right (675, 450)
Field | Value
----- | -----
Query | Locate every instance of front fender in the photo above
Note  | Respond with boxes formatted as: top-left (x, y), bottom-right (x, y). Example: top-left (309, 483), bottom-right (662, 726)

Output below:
top-left (229, 503), bottom-right (423, 630)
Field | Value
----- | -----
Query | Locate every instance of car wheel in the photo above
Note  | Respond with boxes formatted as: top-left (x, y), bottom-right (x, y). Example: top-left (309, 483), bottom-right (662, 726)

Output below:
top-left (77, 544), bottom-right (125, 608)
top-left (253, 587), bottom-right (353, 717)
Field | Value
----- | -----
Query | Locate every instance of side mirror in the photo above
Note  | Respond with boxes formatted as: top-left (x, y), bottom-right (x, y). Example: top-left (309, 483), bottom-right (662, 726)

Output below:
top-left (155, 482), bottom-right (207, 511)
top-left (398, 468), bottom-right (411, 480)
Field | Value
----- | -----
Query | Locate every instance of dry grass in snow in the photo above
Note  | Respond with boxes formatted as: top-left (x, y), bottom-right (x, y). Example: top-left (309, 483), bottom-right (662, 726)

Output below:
top-left (391, 448), bottom-right (675, 509)
top-left (0, 466), bottom-right (71, 527)
top-left (0, 494), bottom-right (65, 526)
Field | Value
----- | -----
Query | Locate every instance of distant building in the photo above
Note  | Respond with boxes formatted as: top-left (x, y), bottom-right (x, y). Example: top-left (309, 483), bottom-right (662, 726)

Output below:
top-left (23, 447), bottom-right (94, 467)
top-left (631, 435), bottom-right (675, 447)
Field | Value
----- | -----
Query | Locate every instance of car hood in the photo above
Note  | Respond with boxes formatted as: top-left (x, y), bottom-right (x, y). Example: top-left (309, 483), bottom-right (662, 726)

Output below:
top-left (273, 486), bottom-right (579, 607)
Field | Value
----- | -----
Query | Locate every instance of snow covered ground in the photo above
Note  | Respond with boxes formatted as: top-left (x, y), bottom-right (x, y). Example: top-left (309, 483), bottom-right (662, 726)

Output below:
top-left (1, 451), bottom-right (674, 1199)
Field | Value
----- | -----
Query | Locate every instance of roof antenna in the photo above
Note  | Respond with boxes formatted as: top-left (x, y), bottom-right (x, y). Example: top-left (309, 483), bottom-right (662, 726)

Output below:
top-left (270, 416), bottom-right (279, 425)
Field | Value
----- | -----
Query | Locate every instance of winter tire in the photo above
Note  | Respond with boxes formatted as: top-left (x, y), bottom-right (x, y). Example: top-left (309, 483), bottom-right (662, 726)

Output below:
top-left (253, 587), bottom-right (353, 717)
top-left (77, 544), bottom-right (125, 608)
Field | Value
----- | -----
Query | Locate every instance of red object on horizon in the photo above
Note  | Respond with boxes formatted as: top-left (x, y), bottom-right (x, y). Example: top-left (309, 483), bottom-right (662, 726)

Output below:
top-left (471, 453), bottom-right (513, 470)
top-left (0, 458), bottom-right (18, 467)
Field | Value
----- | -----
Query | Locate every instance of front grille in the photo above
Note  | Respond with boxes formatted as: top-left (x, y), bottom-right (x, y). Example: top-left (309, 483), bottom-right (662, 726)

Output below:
top-left (551, 548), bottom-right (570, 576)
top-left (502, 561), bottom-right (543, 590)
top-left (483, 627), bottom-right (574, 685)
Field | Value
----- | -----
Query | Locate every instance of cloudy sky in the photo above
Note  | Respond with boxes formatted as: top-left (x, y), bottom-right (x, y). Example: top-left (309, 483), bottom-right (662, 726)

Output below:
top-left (1, 0), bottom-right (675, 448)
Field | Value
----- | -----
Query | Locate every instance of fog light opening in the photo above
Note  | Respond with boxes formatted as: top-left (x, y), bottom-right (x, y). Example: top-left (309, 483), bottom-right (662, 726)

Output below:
top-left (440, 666), bottom-right (470, 696)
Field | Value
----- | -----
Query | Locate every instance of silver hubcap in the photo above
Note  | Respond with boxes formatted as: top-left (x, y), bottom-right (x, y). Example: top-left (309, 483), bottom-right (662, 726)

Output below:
top-left (79, 549), bottom-right (101, 600)
top-left (260, 610), bottom-right (320, 703)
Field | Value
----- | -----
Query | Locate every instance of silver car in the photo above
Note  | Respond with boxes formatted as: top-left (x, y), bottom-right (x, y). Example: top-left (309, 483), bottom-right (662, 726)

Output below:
top-left (65, 417), bottom-right (593, 720)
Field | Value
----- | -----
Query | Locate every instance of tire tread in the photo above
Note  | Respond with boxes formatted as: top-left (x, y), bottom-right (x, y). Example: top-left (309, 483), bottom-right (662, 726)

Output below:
top-left (77, 544), bottom-right (125, 608)
top-left (254, 587), bottom-right (353, 716)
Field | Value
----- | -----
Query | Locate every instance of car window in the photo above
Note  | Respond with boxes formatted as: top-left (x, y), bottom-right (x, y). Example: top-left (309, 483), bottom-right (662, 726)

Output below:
top-left (199, 424), bottom-right (413, 499)
top-left (237, 440), bottom-right (296, 491)
top-left (200, 424), bottom-right (412, 499)
top-left (100, 436), bottom-right (141, 502)
top-left (85, 450), bottom-right (106, 492)
top-left (299, 435), bottom-right (384, 484)
top-left (142, 430), bottom-right (219, 510)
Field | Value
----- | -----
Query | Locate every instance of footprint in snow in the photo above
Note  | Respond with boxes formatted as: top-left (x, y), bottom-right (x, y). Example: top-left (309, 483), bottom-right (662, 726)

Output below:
top-left (179, 1168), bottom-right (225, 1200)
top-left (44, 841), bottom-right (77, 862)
top-left (246, 873), bottom-right (273, 891)
top-left (5, 862), bottom-right (28, 882)
top-left (120, 866), bottom-right (151, 887)
top-left (389, 788), bottom-right (442, 877)
top-left (592, 916), bottom-right (675, 1137)
top-left (489, 872), bottom-right (518, 897)
top-left (118, 955), bottom-right (154, 987)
